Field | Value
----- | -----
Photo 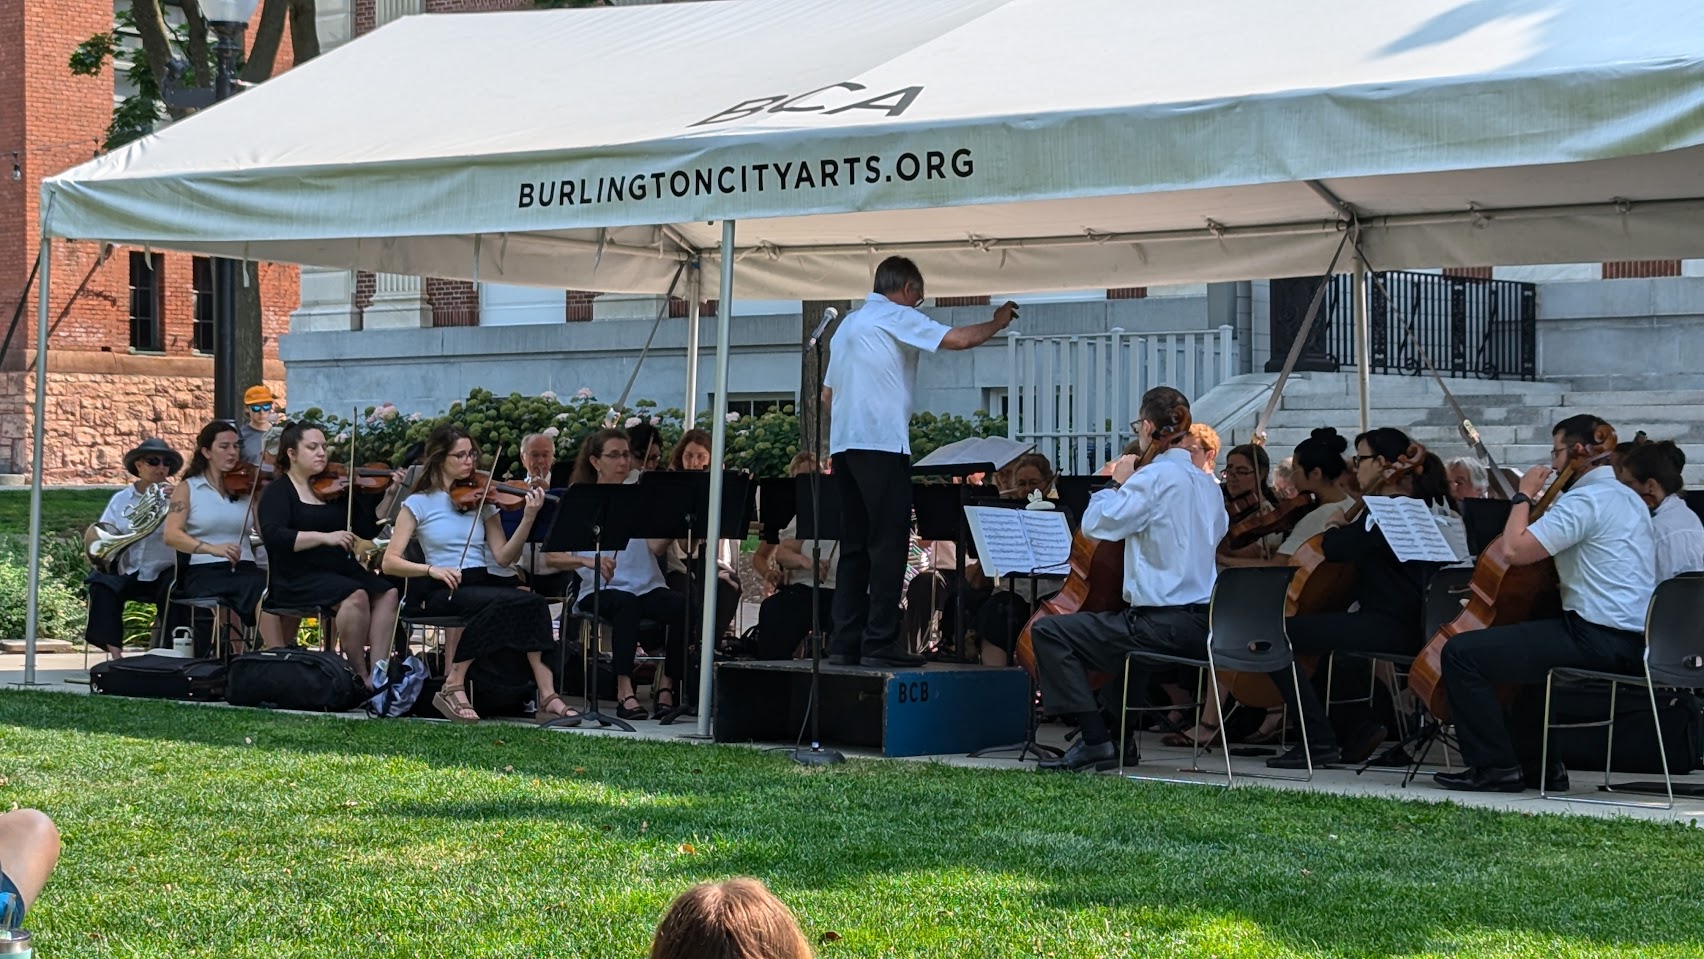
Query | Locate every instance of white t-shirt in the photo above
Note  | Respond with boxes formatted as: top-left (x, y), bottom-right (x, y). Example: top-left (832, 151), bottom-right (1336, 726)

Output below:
top-left (1652, 494), bottom-right (1704, 583)
top-left (1528, 467), bottom-right (1656, 632)
top-left (1276, 498), bottom-right (1352, 557)
top-left (577, 537), bottom-right (668, 597)
top-left (100, 484), bottom-right (175, 579)
top-left (402, 490), bottom-right (498, 570)
top-left (1082, 448), bottom-right (1227, 608)
top-left (778, 519), bottom-right (839, 590)
top-left (824, 292), bottom-right (951, 456)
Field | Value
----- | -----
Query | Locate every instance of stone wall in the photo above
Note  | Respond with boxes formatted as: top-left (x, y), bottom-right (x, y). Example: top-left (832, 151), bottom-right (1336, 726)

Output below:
top-left (1, 353), bottom-right (286, 484)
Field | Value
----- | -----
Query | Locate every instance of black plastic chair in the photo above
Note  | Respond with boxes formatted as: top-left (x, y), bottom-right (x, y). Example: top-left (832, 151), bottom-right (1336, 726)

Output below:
top-left (1539, 573), bottom-right (1704, 810)
top-left (164, 552), bottom-right (257, 659)
top-left (1119, 566), bottom-right (1315, 787)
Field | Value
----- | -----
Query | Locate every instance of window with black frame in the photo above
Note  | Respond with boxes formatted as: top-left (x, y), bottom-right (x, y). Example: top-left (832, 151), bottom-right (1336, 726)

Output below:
top-left (128, 251), bottom-right (164, 353)
top-left (191, 256), bottom-right (214, 354)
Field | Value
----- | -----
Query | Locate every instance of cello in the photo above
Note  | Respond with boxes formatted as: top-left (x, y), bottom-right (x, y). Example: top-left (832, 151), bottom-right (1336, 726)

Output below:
top-left (1013, 400), bottom-right (1193, 681)
top-left (1408, 425), bottom-right (1617, 721)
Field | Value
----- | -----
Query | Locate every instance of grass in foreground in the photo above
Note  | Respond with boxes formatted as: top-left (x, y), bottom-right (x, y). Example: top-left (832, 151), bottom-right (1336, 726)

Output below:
top-left (0, 488), bottom-right (114, 538)
top-left (5, 690), bottom-right (1704, 958)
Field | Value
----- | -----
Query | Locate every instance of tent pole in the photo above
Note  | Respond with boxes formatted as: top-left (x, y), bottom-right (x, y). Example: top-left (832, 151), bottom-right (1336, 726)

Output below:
top-left (693, 222), bottom-right (735, 738)
top-left (1351, 236), bottom-right (1371, 434)
top-left (22, 234), bottom-right (52, 687)
top-left (684, 263), bottom-right (701, 425)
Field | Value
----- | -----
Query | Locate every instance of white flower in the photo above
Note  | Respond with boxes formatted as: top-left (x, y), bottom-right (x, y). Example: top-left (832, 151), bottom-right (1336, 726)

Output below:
top-left (335, 431), bottom-right (350, 443)
top-left (649, 415), bottom-right (660, 426)
top-left (624, 416), bottom-right (642, 428)
top-left (554, 412), bottom-right (569, 422)
top-left (726, 411), bottom-right (741, 423)
top-left (539, 390), bottom-right (558, 402)
top-left (408, 412), bottom-right (422, 422)
top-left (575, 387), bottom-right (595, 399)
top-left (543, 426), bottom-right (560, 438)
top-left (378, 404), bottom-right (398, 420)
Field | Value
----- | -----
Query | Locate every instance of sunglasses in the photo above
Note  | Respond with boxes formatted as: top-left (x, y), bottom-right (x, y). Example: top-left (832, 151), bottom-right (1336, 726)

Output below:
top-left (139, 456), bottom-right (166, 467)
top-left (249, 403), bottom-right (273, 412)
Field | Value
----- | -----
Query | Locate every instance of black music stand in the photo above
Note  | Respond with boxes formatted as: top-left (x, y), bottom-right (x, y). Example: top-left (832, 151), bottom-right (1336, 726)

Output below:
top-left (910, 470), bottom-right (995, 662)
top-left (790, 472), bottom-right (846, 765)
top-left (639, 469), bottom-right (753, 725)
top-left (541, 483), bottom-right (645, 732)
top-left (1053, 475), bottom-right (1114, 525)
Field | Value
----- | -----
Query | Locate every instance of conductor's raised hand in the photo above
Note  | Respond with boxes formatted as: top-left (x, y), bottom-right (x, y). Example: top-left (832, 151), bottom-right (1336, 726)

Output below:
top-left (993, 301), bottom-right (1020, 330)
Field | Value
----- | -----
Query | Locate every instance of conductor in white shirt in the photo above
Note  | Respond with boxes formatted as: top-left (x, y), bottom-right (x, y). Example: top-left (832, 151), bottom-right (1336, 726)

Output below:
top-left (822, 256), bottom-right (1018, 667)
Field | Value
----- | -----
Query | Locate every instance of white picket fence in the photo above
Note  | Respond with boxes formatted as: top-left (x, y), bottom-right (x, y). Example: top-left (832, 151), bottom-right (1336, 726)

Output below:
top-left (1006, 325), bottom-right (1237, 475)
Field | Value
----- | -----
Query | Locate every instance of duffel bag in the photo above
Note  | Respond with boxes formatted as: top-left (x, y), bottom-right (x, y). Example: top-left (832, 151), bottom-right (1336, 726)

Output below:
top-left (90, 653), bottom-right (226, 701)
top-left (226, 647), bottom-right (366, 712)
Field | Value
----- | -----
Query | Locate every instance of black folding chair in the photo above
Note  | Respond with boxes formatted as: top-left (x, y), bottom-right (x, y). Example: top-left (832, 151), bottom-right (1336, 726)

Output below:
top-left (1119, 566), bottom-right (1316, 787)
top-left (1539, 573), bottom-right (1704, 810)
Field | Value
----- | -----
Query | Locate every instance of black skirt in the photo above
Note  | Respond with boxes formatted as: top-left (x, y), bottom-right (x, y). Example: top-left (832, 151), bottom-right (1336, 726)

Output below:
top-left (265, 553), bottom-right (395, 612)
top-left (179, 561), bottom-right (268, 626)
top-left (415, 568), bottom-right (555, 663)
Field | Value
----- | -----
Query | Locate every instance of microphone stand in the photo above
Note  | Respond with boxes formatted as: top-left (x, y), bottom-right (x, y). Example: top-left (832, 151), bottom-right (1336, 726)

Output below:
top-left (793, 307), bottom-right (844, 767)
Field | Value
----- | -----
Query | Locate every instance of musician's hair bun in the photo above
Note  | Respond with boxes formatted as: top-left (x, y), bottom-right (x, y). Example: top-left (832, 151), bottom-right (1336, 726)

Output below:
top-left (1309, 427), bottom-right (1348, 455)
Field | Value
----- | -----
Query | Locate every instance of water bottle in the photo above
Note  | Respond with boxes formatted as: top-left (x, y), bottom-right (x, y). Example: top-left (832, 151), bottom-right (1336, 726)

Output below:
top-left (0, 929), bottom-right (30, 958)
top-left (171, 626), bottom-right (195, 659)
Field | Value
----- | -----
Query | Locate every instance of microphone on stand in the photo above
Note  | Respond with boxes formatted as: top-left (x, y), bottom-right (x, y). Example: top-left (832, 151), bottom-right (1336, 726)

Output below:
top-left (805, 307), bottom-right (839, 351)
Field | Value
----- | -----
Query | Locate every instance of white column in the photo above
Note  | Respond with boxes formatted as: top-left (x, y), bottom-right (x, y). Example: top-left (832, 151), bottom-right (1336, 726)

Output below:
top-left (375, 0), bottom-right (423, 26)
top-left (364, 273), bottom-right (432, 329)
top-left (1352, 245), bottom-right (1371, 434)
top-left (594, 294), bottom-right (671, 320)
top-left (684, 267), bottom-right (701, 424)
top-left (290, 268), bottom-right (359, 332)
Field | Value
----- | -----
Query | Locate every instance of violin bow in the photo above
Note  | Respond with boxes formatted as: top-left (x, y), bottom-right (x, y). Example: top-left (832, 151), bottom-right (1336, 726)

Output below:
top-left (451, 444), bottom-right (504, 597)
top-left (346, 407), bottom-right (358, 540)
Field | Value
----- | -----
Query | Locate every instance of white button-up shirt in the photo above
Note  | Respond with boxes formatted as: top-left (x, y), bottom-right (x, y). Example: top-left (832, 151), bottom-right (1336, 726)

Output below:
top-left (1651, 494), bottom-right (1704, 583)
top-left (1081, 448), bottom-right (1227, 608)
top-left (99, 483), bottom-right (175, 579)
top-left (824, 292), bottom-right (951, 456)
top-left (1529, 466), bottom-right (1656, 632)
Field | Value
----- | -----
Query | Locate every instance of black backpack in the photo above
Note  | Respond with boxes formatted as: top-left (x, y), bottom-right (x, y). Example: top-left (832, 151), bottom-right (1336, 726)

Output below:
top-left (226, 647), bottom-right (366, 712)
top-left (90, 654), bottom-right (227, 701)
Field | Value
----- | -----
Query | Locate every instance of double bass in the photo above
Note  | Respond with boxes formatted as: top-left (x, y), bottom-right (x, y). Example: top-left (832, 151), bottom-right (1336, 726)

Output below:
top-left (1013, 400), bottom-right (1193, 681)
top-left (1408, 425), bottom-right (1617, 721)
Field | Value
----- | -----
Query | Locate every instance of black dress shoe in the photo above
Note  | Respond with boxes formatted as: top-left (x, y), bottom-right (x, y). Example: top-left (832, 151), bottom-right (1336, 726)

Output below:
top-left (861, 644), bottom-right (927, 667)
top-left (1037, 739), bottom-right (1118, 772)
top-left (1266, 743), bottom-right (1341, 769)
top-left (1341, 723), bottom-right (1389, 765)
top-left (827, 652), bottom-right (861, 666)
top-left (1433, 765), bottom-right (1525, 792)
top-left (1524, 761), bottom-right (1570, 792)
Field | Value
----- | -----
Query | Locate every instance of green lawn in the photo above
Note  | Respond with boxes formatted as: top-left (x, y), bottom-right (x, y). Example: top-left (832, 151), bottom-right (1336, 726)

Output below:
top-left (6, 690), bottom-right (1704, 958)
top-left (0, 488), bottom-right (115, 539)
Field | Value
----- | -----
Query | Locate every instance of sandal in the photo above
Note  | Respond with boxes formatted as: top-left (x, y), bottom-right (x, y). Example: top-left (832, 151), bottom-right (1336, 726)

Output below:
top-left (1160, 723), bottom-right (1221, 750)
top-left (615, 694), bottom-right (648, 721)
top-left (652, 686), bottom-right (678, 720)
top-left (432, 684), bottom-right (480, 724)
top-left (534, 693), bottom-right (583, 727)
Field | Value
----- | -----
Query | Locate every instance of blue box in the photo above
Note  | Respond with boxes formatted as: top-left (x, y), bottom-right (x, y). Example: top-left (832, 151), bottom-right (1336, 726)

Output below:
top-left (713, 660), bottom-right (1029, 758)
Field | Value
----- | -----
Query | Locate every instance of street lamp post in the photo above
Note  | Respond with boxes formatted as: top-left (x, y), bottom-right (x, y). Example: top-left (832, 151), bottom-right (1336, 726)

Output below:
top-left (198, 0), bottom-right (261, 421)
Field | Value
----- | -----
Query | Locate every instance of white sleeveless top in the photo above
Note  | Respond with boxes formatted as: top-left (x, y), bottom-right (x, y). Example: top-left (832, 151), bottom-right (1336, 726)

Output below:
top-left (184, 475), bottom-right (256, 566)
top-left (402, 490), bottom-right (498, 570)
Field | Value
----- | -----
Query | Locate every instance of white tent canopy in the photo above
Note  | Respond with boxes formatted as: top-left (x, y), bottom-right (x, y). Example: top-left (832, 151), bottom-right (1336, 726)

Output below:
top-left (40, 0), bottom-right (1704, 297)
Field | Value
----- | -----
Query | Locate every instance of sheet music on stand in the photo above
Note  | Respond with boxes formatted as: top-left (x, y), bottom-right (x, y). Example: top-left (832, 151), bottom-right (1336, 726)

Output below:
top-left (1360, 495), bottom-right (1465, 564)
top-left (912, 436), bottom-right (1035, 473)
top-left (962, 505), bottom-right (1072, 579)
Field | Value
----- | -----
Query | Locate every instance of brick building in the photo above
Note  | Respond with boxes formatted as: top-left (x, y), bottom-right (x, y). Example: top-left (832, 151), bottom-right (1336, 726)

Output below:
top-left (0, 0), bottom-right (300, 484)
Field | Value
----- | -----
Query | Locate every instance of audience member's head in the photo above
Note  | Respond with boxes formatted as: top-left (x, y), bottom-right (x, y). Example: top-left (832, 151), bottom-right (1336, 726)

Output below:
top-left (650, 878), bottom-right (812, 959)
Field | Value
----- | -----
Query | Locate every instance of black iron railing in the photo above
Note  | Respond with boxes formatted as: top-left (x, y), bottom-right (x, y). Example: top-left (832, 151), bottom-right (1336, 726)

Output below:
top-left (1266, 271), bottom-right (1536, 380)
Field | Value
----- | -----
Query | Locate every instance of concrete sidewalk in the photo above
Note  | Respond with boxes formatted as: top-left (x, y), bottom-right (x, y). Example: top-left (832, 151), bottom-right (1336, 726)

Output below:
top-left (8, 650), bottom-right (1702, 827)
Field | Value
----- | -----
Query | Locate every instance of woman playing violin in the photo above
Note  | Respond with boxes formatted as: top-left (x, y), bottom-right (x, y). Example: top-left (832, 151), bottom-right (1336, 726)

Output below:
top-left (1215, 443), bottom-right (1284, 560)
top-left (547, 428), bottom-right (689, 721)
top-left (1263, 427), bottom-right (1457, 770)
top-left (162, 419), bottom-right (287, 653)
top-left (257, 422), bottom-right (401, 691)
top-left (381, 424), bottom-right (579, 726)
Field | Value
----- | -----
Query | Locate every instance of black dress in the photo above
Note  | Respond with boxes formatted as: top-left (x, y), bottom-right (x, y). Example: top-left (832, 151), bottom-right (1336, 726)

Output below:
top-left (259, 477), bottom-right (395, 611)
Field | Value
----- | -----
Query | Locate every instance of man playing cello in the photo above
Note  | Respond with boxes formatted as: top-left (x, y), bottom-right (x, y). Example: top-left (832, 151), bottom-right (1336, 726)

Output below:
top-left (1434, 414), bottom-right (1655, 792)
top-left (1030, 386), bottom-right (1226, 772)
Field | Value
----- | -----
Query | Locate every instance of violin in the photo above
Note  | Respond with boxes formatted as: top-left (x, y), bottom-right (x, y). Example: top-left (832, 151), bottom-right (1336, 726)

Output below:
top-left (219, 461), bottom-right (271, 497)
top-left (310, 462), bottom-right (396, 499)
top-left (1408, 426), bottom-right (1615, 721)
top-left (448, 471), bottom-right (560, 512)
top-left (1221, 492), bottom-right (1317, 552)
top-left (1013, 400), bottom-right (1193, 683)
top-left (1223, 487), bottom-right (1262, 524)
